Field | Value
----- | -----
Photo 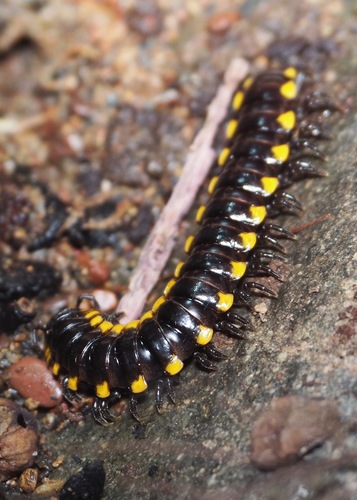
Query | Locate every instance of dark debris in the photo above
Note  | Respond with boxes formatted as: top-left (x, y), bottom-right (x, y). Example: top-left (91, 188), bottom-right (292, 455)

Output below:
top-left (0, 297), bottom-right (35, 333)
top-left (58, 461), bottom-right (106, 500)
top-left (0, 259), bottom-right (62, 302)
top-left (266, 37), bottom-right (339, 72)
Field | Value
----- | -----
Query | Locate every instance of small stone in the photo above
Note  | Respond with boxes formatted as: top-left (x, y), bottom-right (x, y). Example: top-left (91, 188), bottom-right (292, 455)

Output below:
top-left (207, 11), bottom-right (240, 34)
top-left (76, 252), bottom-right (110, 286)
top-left (250, 396), bottom-right (340, 470)
top-left (33, 479), bottom-right (66, 497)
top-left (87, 258), bottom-right (110, 286)
top-left (91, 289), bottom-right (118, 312)
top-left (18, 467), bottom-right (38, 493)
top-left (0, 399), bottom-right (39, 481)
top-left (126, 3), bottom-right (163, 37)
top-left (8, 357), bottom-right (63, 409)
top-left (24, 398), bottom-right (39, 411)
top-left (147, 160), bottom-right (164, 179)
top-left (254, 302), bottom-right (268, 315)
top-left (52, 454), bottom-right (65, 468)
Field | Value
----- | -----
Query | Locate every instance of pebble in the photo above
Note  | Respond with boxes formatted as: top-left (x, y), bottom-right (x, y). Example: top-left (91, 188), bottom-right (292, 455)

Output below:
top-left (250, 396), bottom-right (340, 470)
top-left (33, 479), bottom-right (66, 497)
top-left (207, 11), bottom-right (241, 34)
top-left (76, 251), bottom-right (110, 286)
top-left (126, 2), bottom-right (163, 37)
top-left (8, 357), bottom-right (63, 409)
top-left (0, 399), bottom-right (39, 481)
top-left (91, 289), bottom-right (118, 312)
top-left (18, 467), bottom-right (38, 493)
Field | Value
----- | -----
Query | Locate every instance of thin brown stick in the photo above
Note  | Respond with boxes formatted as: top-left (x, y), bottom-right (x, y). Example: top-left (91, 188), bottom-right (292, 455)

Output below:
top-left (291, 213), bottom-right (332, 234)
top-left (116, 58), bottom-right (249, 321)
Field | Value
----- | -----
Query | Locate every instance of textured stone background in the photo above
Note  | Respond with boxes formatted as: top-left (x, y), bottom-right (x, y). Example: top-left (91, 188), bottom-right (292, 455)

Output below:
top-left (0, 0), bottom-right (356, 498)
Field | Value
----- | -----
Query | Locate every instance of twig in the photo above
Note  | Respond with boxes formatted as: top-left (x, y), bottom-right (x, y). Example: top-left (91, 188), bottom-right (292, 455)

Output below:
top-left (291, 213), bottom-right (332, 234)
top-left (116, 58), bottom-right (250, 321)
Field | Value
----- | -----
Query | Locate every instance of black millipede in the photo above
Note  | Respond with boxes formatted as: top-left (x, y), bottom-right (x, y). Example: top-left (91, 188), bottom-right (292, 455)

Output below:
top-left (45, 66), bottom-right (335, 424)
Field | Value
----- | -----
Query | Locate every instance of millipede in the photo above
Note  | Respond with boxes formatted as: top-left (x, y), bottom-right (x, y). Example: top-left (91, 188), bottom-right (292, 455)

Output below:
top-left (45, 65), bottom-right (335, 425)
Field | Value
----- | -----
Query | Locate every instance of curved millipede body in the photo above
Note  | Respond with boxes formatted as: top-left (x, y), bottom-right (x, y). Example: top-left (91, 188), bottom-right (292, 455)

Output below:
top-left (45, 67), bottom-right (334, 424)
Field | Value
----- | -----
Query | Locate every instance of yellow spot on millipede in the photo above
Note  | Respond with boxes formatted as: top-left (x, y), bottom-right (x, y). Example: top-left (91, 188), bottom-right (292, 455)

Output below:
top-left (230, 261), bottom-right (247, 279)
top-left (218, 147), bottom-right (230, 167)
top-left (174, 261), bottom-right (184, 278)
top-left (112, 324), bottom-right (124, 335)
top-left (85, 310), bottom-right (99, 320)
top-left (208, 176), bottom-right (219, 194)
top-left (232, 90), bottom-right (244, 111)
top-left (89, 315), bottom-right (103, 327)
top-left (185, 235), bottom-right (195, 253)
top-left (45, 347), bottom-right (51, 363)
top-left (271, 144), bottom-right (290, 163)
top-left (165, 355), bottom-right (184, 375)
top-left (164, 279), bottom-right (176, 297)
top-left (68, 376), bottom-right (78, 391)
top-left (277, 110), bottom-right (296, 131)
top-left (283, 67), bottom-right (298, 79)
top-left (196, 205), bottom-right (206, 223)
top-left (131, 375), bottom-right (148, 394)
top-left (280, 80), bottom-right (297, 100)
top-left (152, 295), bottom-right (166, 312)
top-left (52, 363), bottom-right (60, 376)
top-left (249, 206), bottom-right (267, 224)
top-left (96, 380), bottom-right (110, 398)
top-left (242, 76), bottom-right (254, 89)
top-left (216, 292), bottom-right (234, 312)
top-left (261, 176), bottom-right (279, 195)
top-left (196, 325), bottom-right (214, 346)
top-left (99, 320), bottom-right (114, 334)
top-left (240, 232), bottom-right (257, 251)
top-left (226, 119), bottom-right (239, 139)
top-left (140, 310), bottom-right (154, 323)
top-left (124, 320), bottom-right (140, 330)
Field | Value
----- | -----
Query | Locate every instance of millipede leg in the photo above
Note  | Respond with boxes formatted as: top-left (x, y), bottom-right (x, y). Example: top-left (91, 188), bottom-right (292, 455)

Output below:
top-left (246, 263), bottom-right (284, 282)
top-left (92, 397), bottom-right (117, 426)
top-left (155, 377), bottom-right (178, 413)
top-left (266, 223), bottom-right (296, 240)
top-left (243, 281), bottom-right (278, 298)
top-left (203, 343), bottom-right (227, 360)
top-left (129, 396), bottom-right (141, 422)
top-left (155, 379), bottom-right (165, 414)
top-left (270, 192), bottom-right (303, 216)
top-left (76, 293), bottom-right (100, 310)
top-left (62, 377), bottom-right (82, 403)
top-left (287, 158), bottom-right (326, 180)
top-left (194, 352), bottom-right (218, 371)
top-left (304, 92), bottom-right (339, 114)
top-left (166, 377), bottom-right (177, 405)
top-left (251, 249), bottom-right (288, 263)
